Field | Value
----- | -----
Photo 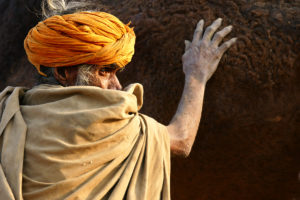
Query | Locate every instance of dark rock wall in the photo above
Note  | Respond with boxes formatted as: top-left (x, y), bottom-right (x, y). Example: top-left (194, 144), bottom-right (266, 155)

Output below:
top-left (0, 0), bottom-right (299, 199)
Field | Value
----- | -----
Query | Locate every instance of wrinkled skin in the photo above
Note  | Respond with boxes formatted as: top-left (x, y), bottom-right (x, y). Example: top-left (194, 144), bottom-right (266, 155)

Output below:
top-left (53, 65), bottom-right (122, 90)
top-left (182, 19), bottom-right (236, 82)
top-left (168, 18), bottom-right (236, 156)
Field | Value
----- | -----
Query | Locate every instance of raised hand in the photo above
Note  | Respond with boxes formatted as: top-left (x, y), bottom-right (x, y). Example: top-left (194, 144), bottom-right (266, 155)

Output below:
top-left (168, 18), bottom-right (237, 157)
top-left (182, 18), bottom-right (237, 83)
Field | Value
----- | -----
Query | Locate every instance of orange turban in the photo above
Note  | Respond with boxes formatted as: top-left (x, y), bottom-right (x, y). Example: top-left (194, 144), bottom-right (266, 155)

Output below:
top-left (24, 11), bottom-right (136, 76)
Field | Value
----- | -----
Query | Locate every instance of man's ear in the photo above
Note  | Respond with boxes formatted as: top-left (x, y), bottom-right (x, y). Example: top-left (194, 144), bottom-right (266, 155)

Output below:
top-left (53, 67), bottom-right (68, 86)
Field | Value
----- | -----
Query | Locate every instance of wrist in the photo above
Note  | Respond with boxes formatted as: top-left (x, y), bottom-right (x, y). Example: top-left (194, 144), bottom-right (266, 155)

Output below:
top-left (185, 73), bottom-right (207, 85)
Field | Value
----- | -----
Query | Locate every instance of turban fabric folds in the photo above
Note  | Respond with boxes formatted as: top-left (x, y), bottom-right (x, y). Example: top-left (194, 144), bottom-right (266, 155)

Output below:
top-left (24, 12), bottom-right (136, 76)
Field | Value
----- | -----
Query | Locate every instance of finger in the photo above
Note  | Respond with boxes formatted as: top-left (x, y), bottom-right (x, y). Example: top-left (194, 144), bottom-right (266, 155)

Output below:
top-left (185, 40), bottom-right (191, 51)
top-left (212, 25), bottom-right (233, 47)
top-left (218, 37), bottom-right (237, 55)
top-left (202, 18), bottom-right (222, 41)
top-left (192, 19), bottom-right (204, 45)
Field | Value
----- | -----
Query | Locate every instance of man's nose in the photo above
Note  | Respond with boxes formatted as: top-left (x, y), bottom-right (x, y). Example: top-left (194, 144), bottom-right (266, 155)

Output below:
top-left (110, 75), bottom-right (122, 90)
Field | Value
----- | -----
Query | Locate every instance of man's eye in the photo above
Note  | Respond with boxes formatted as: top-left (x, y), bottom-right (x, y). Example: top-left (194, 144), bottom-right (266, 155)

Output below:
top-left (100, 67), bottom-right (113, 73)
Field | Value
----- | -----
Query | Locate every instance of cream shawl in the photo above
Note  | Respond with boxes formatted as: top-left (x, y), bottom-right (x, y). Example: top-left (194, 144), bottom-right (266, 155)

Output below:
top-left (0, 84), bottom-right (170, 200)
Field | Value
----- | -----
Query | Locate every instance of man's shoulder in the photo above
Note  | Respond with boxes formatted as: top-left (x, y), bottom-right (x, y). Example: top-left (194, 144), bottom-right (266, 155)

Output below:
top-left (0, 86), bottom-right (28, 101)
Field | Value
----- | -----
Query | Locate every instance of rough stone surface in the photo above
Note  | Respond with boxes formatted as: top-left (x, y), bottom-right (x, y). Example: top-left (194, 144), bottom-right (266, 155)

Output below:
top-left (0, 0), bottom-right (299, 199)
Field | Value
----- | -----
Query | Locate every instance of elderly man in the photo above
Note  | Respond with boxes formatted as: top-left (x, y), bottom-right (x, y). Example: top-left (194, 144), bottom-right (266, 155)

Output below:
top-left (0, 0), bottom-right (236, 199)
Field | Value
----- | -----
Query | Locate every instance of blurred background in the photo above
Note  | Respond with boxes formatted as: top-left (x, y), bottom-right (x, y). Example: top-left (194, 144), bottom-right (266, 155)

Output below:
top-left (0, 0), bottom-right (299, 199)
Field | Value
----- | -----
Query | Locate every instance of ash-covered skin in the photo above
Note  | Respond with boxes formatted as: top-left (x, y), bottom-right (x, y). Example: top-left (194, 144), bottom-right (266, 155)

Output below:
top-left (0, 0), bottom-right (299, 199)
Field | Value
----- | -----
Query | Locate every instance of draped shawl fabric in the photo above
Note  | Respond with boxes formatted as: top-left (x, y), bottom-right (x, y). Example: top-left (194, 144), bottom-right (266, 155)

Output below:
top-left (0, 84), bottom-right (170, 200)
top-left (24, 12), bottom-right (136, 76)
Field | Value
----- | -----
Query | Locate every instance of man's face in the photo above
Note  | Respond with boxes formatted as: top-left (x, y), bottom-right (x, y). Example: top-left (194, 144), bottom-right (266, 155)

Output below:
top-left (88, 65), bottom-right (122, 90)
top-left (56, 64), bottom-right (123, 90)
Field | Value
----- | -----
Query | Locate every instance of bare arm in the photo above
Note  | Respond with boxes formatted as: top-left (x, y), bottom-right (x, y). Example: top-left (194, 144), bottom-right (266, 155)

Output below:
top-left (167, 18), bottom-right (237, 157)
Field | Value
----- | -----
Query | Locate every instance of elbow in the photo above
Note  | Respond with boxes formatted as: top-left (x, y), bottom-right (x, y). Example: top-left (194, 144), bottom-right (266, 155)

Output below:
top-left (170, 137), bottom-right (193, 158)
top-left (177, 148), bottom-right (192, 158)
top-left (167, 125), bottom-right (194, 157)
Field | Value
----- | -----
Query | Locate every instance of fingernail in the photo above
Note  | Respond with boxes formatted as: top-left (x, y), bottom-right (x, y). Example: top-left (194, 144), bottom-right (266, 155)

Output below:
top-left (218, 18), bottom-right (223, 22)
top-left (198, 19), bottom-right (204, 25)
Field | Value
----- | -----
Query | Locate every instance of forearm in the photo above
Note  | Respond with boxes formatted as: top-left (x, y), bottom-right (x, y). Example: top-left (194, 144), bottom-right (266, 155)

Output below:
top-left (167, 75), bottom-right (206, 156)
top-left (167, 18), bottom-right (236, 157)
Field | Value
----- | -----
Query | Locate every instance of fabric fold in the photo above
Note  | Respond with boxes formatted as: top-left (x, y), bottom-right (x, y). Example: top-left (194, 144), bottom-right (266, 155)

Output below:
top-left (0, 87), bottom-right (27, 200)
top-left (0, 83), bottom-right (170, 200)
top-left (24, 12), bottom-right (136, 76)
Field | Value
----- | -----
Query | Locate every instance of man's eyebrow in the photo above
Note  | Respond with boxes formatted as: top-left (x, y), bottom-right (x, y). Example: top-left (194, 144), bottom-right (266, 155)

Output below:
top-left (112, 63), bottom-right (120, 69)
top-left (101, 64), bottom-right (123, 71)
top-left (103, 64), bottom-right (117, 69)
top-left (111, 64), bottom-right (123, 71)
